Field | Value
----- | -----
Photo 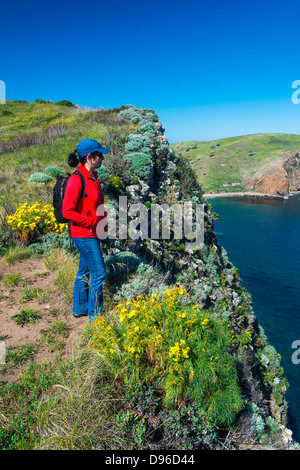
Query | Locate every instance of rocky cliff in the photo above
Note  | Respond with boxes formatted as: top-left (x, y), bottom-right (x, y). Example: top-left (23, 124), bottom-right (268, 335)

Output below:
top-left (100, 106), bottom-right (297, 449)
top-left (248, 150), bottom-right (300, 197)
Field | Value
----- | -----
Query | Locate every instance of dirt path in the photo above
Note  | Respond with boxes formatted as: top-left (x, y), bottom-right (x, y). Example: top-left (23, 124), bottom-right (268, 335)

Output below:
top-left (0, 256), bottom-right (87, 384)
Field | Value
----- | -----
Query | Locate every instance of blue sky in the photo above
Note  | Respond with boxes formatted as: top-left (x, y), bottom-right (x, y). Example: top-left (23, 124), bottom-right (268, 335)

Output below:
top-left (1, 0), bottom-right (300, 142)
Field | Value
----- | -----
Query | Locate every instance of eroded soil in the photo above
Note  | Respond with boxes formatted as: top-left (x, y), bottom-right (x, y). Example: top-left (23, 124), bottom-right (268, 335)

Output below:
top-left (0, 256), bottom-right (87, 384)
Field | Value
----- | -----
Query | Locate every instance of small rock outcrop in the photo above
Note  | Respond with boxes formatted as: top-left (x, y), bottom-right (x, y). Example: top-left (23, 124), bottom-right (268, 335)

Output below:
top-left (248, 150), bottom-right (300, 197)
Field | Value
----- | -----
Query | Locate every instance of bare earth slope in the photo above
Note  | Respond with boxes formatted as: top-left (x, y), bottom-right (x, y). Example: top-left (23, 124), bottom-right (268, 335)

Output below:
top-left (0, 256), bottom-right (86, 383)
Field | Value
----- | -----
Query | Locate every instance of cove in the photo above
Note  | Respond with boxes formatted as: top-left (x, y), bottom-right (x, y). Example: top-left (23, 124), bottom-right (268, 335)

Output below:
top-left (208, 194), bottom-right (300, 443)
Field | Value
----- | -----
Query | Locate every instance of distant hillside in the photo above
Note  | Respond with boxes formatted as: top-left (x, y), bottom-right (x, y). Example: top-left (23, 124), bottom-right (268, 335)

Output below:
top-left (172, 133), bottom-right (300, 196)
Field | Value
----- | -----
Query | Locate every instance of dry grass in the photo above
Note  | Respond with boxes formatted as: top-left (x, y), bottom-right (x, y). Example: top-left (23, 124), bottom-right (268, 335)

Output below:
top-left (0, 125), bottom-right (67, 155)
top-left (44, 248), bottom-right (78, 304)
top-left (35, 349), bottom-right (126, 450)
top-left (4, 245), bottom-right (32, 265)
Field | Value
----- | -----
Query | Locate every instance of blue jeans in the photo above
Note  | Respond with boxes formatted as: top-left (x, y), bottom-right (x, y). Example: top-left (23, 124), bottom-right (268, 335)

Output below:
top-left (71, 237), bottom-right (106, 322)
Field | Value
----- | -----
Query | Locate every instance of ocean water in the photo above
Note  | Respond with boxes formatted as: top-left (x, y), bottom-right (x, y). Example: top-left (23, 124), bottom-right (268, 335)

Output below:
top-left (209, 194), bottom-right (300, 442)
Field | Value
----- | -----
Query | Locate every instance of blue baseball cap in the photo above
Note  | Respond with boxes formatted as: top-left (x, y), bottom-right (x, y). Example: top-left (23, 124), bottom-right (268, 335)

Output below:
top-left (75, 138), bottom-right (110, 158)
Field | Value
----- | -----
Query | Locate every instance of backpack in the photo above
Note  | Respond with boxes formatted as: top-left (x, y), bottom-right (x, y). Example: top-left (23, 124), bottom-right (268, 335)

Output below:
top-left (53, 170), bottom-right (87, 224)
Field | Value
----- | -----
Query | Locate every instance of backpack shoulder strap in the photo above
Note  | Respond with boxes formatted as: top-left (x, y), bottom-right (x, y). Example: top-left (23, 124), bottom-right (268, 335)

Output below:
top-left (73, 170), bottom-right (87, 199)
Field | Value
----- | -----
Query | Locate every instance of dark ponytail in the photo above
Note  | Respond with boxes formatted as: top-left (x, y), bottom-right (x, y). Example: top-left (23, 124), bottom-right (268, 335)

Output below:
top-left (68, 150), bottom-right (79, 168)
top-left (67, 150), bottom-right (88, 168)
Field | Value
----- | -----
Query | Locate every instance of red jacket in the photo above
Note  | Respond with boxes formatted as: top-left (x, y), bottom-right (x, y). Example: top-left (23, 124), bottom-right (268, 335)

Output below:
top-left (62, 163), bottom-right (107, 238)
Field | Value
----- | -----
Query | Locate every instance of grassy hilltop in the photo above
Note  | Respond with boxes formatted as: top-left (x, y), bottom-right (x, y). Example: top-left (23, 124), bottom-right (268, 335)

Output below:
top-left (0, 101), bottom-right (296, 450)
top-left (0, 99), bottom-right (136, 210)
top-left (172, 133), bottom-right (300, 194)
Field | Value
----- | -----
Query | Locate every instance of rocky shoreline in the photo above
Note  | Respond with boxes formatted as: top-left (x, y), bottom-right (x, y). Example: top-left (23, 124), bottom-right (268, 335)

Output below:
top-left (204, 191), bottom-right (300, 200)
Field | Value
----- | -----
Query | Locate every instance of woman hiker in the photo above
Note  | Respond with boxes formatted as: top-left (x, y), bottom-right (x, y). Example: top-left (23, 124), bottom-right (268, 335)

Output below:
top-left (62, 138), bottom-right (110, 322)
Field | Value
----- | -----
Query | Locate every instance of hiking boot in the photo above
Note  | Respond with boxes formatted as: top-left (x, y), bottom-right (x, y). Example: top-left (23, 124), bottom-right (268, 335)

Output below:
top-left (73, 312), bottom-right (88, 318)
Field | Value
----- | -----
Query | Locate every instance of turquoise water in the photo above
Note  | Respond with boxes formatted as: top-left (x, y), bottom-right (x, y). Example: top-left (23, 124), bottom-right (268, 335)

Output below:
top-left (209, 194), bottom-right (300, 442)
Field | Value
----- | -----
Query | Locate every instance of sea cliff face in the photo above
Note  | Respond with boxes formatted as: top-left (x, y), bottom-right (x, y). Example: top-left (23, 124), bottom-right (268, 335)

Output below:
top-left (248, 150), bottom-right (300, 197)
top-left (103, 106), bottom-right (296, 449)
top-left (284, 152), bottom-right (300, 192)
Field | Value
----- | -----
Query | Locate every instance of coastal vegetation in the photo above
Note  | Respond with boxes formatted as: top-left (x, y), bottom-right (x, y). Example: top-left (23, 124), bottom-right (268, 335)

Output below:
top-left (0, 101), bottom-right (296, 450)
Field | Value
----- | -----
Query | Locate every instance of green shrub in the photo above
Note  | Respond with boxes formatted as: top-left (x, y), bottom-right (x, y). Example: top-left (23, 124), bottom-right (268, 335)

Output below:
top-left (28, 172), bottom-right (53, 184)
top-left (96, 165), bottom-right (110, 185)
top-left (89, 286), bottom-right (244, 427)
top-left (35, 99), bottom-right (53, 104)
top-left (173, 154), bottom-right (203, 202)
top-left (104, 251), bottom-right (141, 287)
top-left (123, 152), bottom-right (152, 180)
top-left (119, 107), bottom-right (143, 124)
top-left (141, 109), bottom-right (158, 121)
top-left (43, 166), bottom-right (64, 179)
top-left (30, 232), bottom-right (72, 255)
top-left (265, 416), bottom-right (280, 433)
top-left (0, 213), bottom-right (18, 255)
top-left (138, 122), bottom-right (158, 137)
top-left (125, 134), bottom-right (152, 153)
top-left (158, 404), bottom-right (217, 449)
top-left (56, 100), bottom-right (75, 107)
top-left (118, 107), bottom-right (159, 134)
top-left (115, 262), bottom-right (168, 300)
